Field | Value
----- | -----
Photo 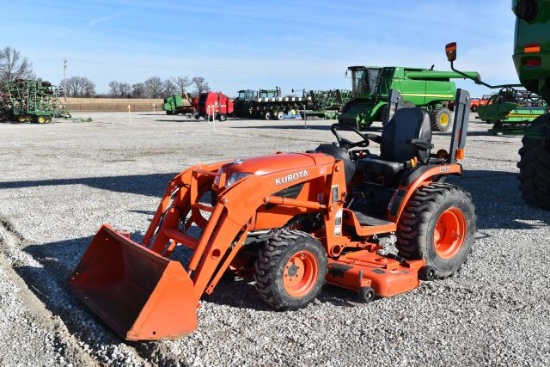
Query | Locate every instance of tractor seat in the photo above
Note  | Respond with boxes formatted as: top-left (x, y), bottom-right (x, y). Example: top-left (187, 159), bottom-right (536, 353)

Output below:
top-left (357, 108), bottom-right (432, 185)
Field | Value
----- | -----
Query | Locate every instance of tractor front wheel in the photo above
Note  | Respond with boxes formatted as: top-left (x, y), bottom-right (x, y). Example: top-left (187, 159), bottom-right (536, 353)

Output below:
top-left (254, 230), bottom-right (327, 310)
top-left (430, 108), bottom-right (452, 132)
top-left (396, 183), bottom-right (476, 279)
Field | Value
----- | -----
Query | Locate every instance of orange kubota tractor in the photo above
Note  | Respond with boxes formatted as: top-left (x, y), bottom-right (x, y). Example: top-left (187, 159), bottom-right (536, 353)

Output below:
top-left (69, 89), bottom-right (476, 341)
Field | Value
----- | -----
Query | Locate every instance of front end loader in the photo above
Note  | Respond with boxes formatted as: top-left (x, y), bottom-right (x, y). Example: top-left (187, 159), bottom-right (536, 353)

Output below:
top-left (69, 89), bottom-right (476, 340)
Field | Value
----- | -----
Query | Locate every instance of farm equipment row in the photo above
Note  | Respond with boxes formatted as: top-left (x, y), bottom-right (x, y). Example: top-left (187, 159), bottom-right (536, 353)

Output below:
top-left (0, 79), bottom-right (71, 123)
top-left (232, 87), bottom-right (351, 120)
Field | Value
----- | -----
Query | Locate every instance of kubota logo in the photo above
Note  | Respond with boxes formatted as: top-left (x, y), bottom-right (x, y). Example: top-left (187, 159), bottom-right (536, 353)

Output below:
top-left (275, 170), bottom-right (308, 185)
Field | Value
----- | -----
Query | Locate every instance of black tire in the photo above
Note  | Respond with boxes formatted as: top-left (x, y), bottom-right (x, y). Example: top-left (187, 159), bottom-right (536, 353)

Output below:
top-left (263, 110), bottom-right (272, 120)
top-left (396, 183), bottom-right (476, 279)
top-left (218, 114), bottom-right (227, 122)
top-left (358, 286), bottom-right (375, 303)
top-left (254, 230), bottom-right (327, 310)
top-left (518, 114), bottom-right (550, 210)
top-left (379, 104), bottom-right (390, 125)
top-left (430, 108), bottom-right (452, 132)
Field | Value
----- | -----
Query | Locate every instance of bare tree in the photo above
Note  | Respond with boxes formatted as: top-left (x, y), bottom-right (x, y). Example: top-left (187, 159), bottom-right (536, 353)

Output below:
top-left (108, 81), bottom-right (119, 97)
top-left (171, 75), bottom-right (192, 95)
top-left (119, 82), bottom-right (131, 97)
top-left (162, 79), bottom-right (177, 97)
top-left (143, 76), bottom-right (163, 98)
top-left (108, 81), bottom-right (132, 97)
top-left (132, 82), bottom-right (145, 98)
top-left (63, 76), bottom-right (96, 97)
top-left (192, 77), bottom-right (210, 95)
top-left (83, 79), bottom-right (96, 97)
top-left (0, 46), bottom-right (34, 83)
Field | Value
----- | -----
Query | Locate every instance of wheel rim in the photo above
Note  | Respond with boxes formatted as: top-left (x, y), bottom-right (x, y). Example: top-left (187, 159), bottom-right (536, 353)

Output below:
top-left (283, 250), bottom-right (318, 297)
top-left (439, 113), bottom-right (449, 126)
top-left (434, 208), bottom-right (466, 259)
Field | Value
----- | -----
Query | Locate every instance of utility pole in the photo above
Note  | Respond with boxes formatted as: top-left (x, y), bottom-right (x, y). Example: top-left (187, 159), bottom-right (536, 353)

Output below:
top-left (63, 58), bottom-right (67, 102)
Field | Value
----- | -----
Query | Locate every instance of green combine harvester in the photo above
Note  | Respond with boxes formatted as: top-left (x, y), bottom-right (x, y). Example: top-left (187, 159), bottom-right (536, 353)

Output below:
top-left (338, 65), bottom-right (480, 131)
top-left (0, 79), bottom-right (71, 123)
top-left (442, 0), bottom-right (550, 210)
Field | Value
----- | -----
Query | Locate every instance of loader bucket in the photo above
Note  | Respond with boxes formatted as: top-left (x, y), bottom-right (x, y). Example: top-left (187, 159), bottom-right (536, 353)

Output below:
top-left (68, 225), bottom-right (198, 341)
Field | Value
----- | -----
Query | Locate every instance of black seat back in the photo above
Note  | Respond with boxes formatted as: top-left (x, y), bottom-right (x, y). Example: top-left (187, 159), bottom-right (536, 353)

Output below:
top-left (380, 108), bottom-right (432, 163)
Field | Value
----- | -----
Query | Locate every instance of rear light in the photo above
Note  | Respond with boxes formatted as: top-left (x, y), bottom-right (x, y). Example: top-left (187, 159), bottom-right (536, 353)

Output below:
top-left (524, 58), bottom-right (542, 68)
top-left (456, 148), bottom-right (465, 160)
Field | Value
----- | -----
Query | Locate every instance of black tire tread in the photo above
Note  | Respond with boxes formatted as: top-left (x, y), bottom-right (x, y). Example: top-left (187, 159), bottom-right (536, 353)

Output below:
top-left (396, 182), bottom-right (476, 279)
top-left (517, 115), bottom-right (550, 210)
top-left (254, 229), bottom-right (327, 310)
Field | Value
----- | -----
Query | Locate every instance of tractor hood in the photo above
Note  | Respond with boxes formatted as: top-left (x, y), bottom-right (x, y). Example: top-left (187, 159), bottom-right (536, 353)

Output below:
top-left (214, 152), bottom-right (335, 190)
top-left (222, 152), bottom-right (334, 176)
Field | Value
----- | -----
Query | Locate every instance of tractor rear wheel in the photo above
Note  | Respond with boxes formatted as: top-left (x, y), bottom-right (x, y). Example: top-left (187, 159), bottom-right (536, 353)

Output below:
top-left (396, 183), bottom-right (476, 279)
top-left (518, 115), bottom-right (550, 209)
top-left (254, 230), bottom-right (327, 310)
top-left (430, 108), bottom-right (452, 132)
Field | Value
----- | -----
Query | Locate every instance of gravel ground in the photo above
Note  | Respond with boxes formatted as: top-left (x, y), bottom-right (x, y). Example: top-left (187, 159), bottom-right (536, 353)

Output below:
top-left (1, 112), bottom-right (549, 366)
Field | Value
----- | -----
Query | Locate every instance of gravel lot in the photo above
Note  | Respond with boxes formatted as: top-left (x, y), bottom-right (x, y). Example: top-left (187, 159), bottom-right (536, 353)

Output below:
top-left (1, 111), bottom-right (549, 366)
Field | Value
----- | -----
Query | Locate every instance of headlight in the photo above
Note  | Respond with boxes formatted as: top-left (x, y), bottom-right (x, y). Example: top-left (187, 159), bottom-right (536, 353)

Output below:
top-left (226, 172), bottom-right (252, 187)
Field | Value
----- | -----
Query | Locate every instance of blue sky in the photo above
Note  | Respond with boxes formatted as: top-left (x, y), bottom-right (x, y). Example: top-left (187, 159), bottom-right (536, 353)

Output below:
top-left (2, 0), bottom-right (516, 97)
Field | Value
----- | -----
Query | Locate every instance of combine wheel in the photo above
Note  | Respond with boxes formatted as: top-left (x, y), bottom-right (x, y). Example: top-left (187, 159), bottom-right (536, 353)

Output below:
top-left (430, 108), bottom-right (452, 132)
top-left (254, 230), bottom-right (327, 310)
top-left (518, 115), bottom-right (550, 209)
top-left (396, 183), bottom-right (476, 279)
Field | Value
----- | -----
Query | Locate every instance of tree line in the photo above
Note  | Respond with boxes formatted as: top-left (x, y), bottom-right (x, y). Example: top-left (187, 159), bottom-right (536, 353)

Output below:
top-left (0, 46), bottom-right (210, 99)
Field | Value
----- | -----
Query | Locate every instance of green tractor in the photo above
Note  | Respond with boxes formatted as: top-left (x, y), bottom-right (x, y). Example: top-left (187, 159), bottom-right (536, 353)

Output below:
top-left (338, 65), bottom-right (479, 131)
top-left (445, 0), bottom-right (550, 209)
top-left (233, 89), bottom-right (258, 118)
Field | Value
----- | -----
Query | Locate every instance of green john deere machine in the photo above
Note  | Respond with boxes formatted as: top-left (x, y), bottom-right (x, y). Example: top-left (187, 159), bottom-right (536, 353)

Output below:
top-left (0, 79), bottom-right (71, 123)
top-left (338, 65), bottom-right (480, 131)
top-left (475, 87), bottom-right (547, 134)
top-left (163, 92), bottom-right (196, 116)
top-left (444, 0), bottom-right (550, 209)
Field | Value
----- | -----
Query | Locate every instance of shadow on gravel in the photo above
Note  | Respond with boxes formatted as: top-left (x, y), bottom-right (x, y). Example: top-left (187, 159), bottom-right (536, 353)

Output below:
top-left (0, 172), bottom-right (177, 198)
top-left (447, 169), bottom-right (550, 231)
top-left (14, 235), bottom-right (128, 348)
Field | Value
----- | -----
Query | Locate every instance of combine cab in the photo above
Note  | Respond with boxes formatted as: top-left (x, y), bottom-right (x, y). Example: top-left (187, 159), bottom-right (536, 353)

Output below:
top-left (70, 89), bottom-right (476, 340)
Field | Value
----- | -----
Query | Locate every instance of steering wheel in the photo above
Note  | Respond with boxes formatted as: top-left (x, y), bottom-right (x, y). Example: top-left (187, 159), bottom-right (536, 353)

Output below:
top-left (330, 123), bottom-right (373, 149)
